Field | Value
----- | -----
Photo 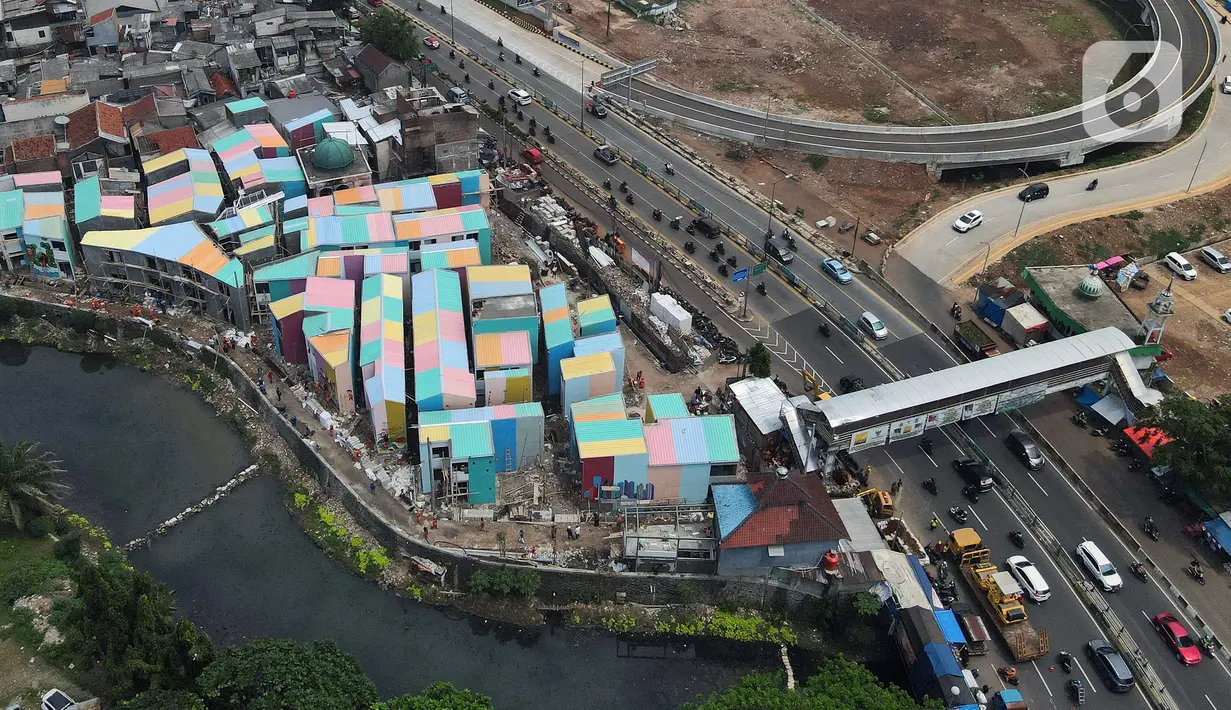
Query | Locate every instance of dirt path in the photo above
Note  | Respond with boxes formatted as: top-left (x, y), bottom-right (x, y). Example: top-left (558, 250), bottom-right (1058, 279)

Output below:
top-left (564, 0), bottom-right (1117, 124)
top-left (0, 636), bottom-right (82, 708)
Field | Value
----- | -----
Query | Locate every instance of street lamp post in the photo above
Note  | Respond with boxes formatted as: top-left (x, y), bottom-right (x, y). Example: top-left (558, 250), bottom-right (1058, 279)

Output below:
top-left (765, 174), bottom-right (792, 237)
top-left (580, 60), bottom-right (585, 132)
top-left (450, 0), bottom-right (455, 42)
top-left (1187, 136), bottom-right (1209, 193)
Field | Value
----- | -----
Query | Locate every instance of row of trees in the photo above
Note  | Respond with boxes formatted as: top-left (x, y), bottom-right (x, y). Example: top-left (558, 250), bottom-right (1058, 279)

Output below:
top-left (1148, 392), bottom-right (1231, 501)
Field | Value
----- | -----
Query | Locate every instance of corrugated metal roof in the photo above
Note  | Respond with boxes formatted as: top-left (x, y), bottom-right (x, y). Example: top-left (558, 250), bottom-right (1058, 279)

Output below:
top-left (475, 330), bottom-right (532, 369)
top-left (82, 222), bottom-right (243, 287)
top-left (646, 393), bottom-right (689, 421)
top-left (643, 422), bottom-right (676, 465)
top-left (544, 318), bottom-right (575, 349)
top-left (574, 331), bottom-right (621, 358)
top-left (570, 393), bottom-right (626, 421)
top-left (560, 351), bottom-right (614, 380)
top-left (74, 176), bottom-right (102, 222)
top-left (421, 239), bottom-right (481, 270)
top-left (575, 420), bottom-right (646, 458)
top-left (808, 327), bottom-right (1137, 432)
top-left (728, 377), bottom-right (789, 436)
top-left (668, 417), bottom-right (710, 465)
top-left (700, 415), bottom-right (739, 463)
top-left (0, 191), bottom-right (25, 231)
top-left (419, 421), bottom-right (493, 459)
top-left (712, 484), bottom-right (758, 539)
top-left (253, 251), bottom-right (319, 283)
top-left (577, 294), bottom-right (613, 316)
top-left (466, 264), bottom-right (533, 300)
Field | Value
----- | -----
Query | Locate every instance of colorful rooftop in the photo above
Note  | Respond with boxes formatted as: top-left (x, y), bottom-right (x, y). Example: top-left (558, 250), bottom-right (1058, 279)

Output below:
top-left (420, 239), bottom-right (482, 271)
top-left (74, 176), bottom-right (135, 223)
top-left (23, 191), bottom-right (65, 222)
top-left (474, 330), bottom-right (533, 369)
top-left (644, 415), bottom-right (738, 466)
top-left (561, 351), bottom-right (616, 380)
top-left (307, 329), bottom-right (352, 370)
top-left (578, 294), bottom-right (617, 333)
top-left (301, 213), bottom-right (397, 250)
top-left (142, 146), bottom-right (215, 177)
top-left (361, 274), bottom-right (408, 444)
top-left (575, 419), bottom-right (647, 459)
top-left (208, 204), bottom-right (274, 238)
top-left (570, 393), bottom-right (627, 423)
top-left (411, 269), bottom-right (475, 409)
top-left (0, 191), bottom-right (24, 231)
top-left (375, 180), bottom-right (436, 212)
top-left (419, 402), bottom-right (545, 427)
top-left (333, 185), bottom-right (378, 206)
top-left (645, 393), bottom-right (690, 422)
top-left (466, 264), bottom-right (533, 301)
top-left (146, 155), bottom-right (223, 224)
top-left (81, 222), bottom-right (243, 287)
top-left (13, 171), bottom-right (61, 189)
top-left (252, 251), bottom-right (320, 284)
top-left (418, 421), bottom-right (493, 459)
top-left (392, 204), bottom-right (489, 243)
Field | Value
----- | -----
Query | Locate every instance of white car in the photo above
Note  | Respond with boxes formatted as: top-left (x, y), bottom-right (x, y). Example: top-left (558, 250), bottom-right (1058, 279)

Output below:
top-left (952, 210), bottom-right (983, 233)
top-left (858, 311), bottom-right (888, 341)
top-left (507, 88), bottom-right (532, 106)
top-left (1222, 76), bottom-right (1231, 94)
top-left (41, 689), bottom-right (75, 710)
top-left (1076, 540), bottom-right (1122, 592)
top-left (1007, 555), bottom-right (1051, 602)
top-left (1164, 251), bottom-right (1197, 281)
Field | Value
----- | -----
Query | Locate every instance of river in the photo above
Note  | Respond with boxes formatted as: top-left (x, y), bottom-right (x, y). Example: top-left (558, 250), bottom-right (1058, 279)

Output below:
top-left (0, 344), bottom-right (767, 708)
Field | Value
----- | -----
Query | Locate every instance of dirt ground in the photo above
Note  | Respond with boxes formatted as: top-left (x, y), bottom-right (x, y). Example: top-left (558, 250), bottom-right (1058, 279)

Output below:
top-left (0, 636), bottom-right (83, 709)
top-left (1120, 251), bottom-right (1231, 401)
top-left (565, 0), bottom-right (1116, 124)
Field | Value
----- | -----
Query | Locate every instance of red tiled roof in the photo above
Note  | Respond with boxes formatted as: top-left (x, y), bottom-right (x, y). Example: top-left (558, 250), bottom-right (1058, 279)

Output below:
top-left (121, 95), bottom-right (157, 125)
top-left (66, 101), bottom-right (127, 150)
top-left (10, 135), bottom-right (56, 162)
top-left (720, 474), bottom-right (847, 549)
top-left (147, 126), bottom-right (198, 155)
top-left (207, 70), bottom-right (238, 98)
top-left (89, 9), bottom-right (115, 25)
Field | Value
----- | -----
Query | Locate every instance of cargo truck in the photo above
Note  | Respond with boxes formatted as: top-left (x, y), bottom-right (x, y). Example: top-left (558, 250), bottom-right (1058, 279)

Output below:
top-left (954, 320), bottom-right (1000, 360)
top-left (949, 528), bottom-right (1049, 661)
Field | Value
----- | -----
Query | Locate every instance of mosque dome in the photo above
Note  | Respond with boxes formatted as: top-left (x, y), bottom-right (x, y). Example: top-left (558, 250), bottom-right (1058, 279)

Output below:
top-left (1077, 273), bottom-right (1105, 299)
top-left (313, 137), bottom-right (354, 171)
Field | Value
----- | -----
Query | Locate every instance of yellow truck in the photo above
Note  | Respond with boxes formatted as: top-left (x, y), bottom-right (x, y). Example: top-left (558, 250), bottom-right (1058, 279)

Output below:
top-left (949, 528), bottom-right (1048, 661)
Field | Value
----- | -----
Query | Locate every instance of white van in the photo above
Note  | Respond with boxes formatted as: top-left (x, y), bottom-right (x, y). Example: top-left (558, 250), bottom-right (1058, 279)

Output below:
top-left (1164, 251), bottom-right (1197, 280)
top-left (1199, 246), bottom-right (1231, 273)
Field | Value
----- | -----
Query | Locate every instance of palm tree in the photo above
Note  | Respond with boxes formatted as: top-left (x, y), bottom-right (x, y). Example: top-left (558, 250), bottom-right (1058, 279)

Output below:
top-left (0, 440), bottom-right (68, 529)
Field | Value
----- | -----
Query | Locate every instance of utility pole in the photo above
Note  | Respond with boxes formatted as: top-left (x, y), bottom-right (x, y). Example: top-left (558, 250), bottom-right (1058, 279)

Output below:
top-left (606, 0), bottom-right (612, 40)
top-left (580, 60), bottom-right (585, 131)
top-left (850, 217), bottom-right (860, 254)
top-left (1187, 136), bottom-right (1209, 193)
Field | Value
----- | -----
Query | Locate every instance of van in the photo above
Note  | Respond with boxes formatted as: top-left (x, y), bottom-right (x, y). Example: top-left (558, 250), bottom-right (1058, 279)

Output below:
top-left (1018, 183), bottom-right (1049, 202)
top-left (1199, 246), bottom-right (1231, 273)
top-left (692, 216), bottom-right (721, 239)
top-left (764, 238), bottom-right (794, 264)
top-left (1164, 251), bottom-right (1197, 280)
top-left (446, 87), bottom-right (469, 103)
top-left (953, 455), bottom-right (993, 492)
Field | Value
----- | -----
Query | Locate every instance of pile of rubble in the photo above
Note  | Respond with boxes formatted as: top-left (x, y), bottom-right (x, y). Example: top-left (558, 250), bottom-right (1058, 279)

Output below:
top-left (653, 10), bottom-right (690, 31)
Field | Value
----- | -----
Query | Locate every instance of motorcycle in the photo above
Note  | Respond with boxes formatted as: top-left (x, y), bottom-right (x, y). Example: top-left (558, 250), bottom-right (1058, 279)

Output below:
top-left (1189, 564), bottom-right (1207, 585)
top-left (725, 255), bottom-right (737, 268)
top-left (440, 4), bottom-right (446, 12)
top-left (528, 125), bottom-right (536, 136)
top-left (670, 216), bottom-right (682, 230)
top-left (715, 242), bottom-right (725, 255)
top-left (922, 477), bottom-right (938, 495)
top-left (528, 117), bottom-right (537, 130)
top-left (463, 73), bottom-right (470, 83)
top-left (1091, 426), bottom-right (1110, 437)
top-left (818, 321), bottom-right (831, 337)
top-left (498, 37), bottom-right (503, 47)
top-left (416, 1), bottom-right (422, 9)
top-left (533, 67), bottom-right (541, 77)
top-left (685, 223), bottom-right (696, 236)
top-left (920, 437), bottom-right (933, 455)
top-left (603, 179), bottom-right (611, 190)
top-left (998, 667), bottom-right (1019, 687)
top-left (516, 109), bottom-right (524, 121)
top-left (785, 235), bottom-right (797, 251)
top-left (709, 249), bottom-right (721, 263)
top-left (963, 485), bottom-right (980, 504)
top-left (1072, 411), bottom-right (1089, 428)
top-left (1130, 561), bottom-right (1149, 582)
top-left (1009, 530), bottom-right (1025, 549)
top-left (684, 240), bottom-right (695, 254)
top-left (499, 52), bottom-right (505, 61)
top-left (665, 163), bottom-right (676, 175)
top-left (949, 303), bottom-right (962, 319)
top-left (608, 195), bottom-right (617, 208)
top-left (718, 264), bottom-right (729, 277)
top-left (449, 49), bottom-right (455, 60)
top-left (1142, 518), bottom-right (1159, 542)
top-left (625, 193), bottom-right (634, 205)
top-left (459, 59), bottom-right (465, 69)
top-left (756, 283), bottom-right (767, 295)
top-left (1067, 679), bottom-right (1084, 706)
top-left (619, 181), bottom-right (629, 193)
top-left (948, 506), bottom-right (968, 525)
top-left (488, 80), bottom-right (495, 90)
top-left (652, 208), bottom-right (663, 221)
top-left (1201, 635), bottom-right (1217, 658)
top-left (515, 54), bottom-right (522, 64)
top-left (1058, 651), bottom-right (1074, 674)
top-left (1086, 179), bottom-right (1098, 191)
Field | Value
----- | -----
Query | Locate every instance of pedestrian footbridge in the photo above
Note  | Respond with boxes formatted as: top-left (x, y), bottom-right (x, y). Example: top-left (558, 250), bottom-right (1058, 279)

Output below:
top-left (798, 328), bottom-right (1160, 456)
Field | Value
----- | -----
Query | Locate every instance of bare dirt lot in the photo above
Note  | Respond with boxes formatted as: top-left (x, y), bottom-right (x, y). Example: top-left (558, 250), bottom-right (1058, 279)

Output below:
top-left (565, 0), bottom-right (1117, 124)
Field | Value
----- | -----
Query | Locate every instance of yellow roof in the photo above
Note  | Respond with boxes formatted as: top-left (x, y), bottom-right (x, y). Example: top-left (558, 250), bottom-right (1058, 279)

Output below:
top-left (233, 234), bottom-right (275, 255)
top-left (268, 292), bottom-right (305, 320)
top-left (560, 351), bottom-right (614, 379)
top-left (950, 528), bottom-right (983, 550)
top-left (41, 79), bottom-right (68, 95)
top-left (577, 294), bottom-right (613, 316)
top-left (308, 330), bottom-right (351, 368)
top-left (468, 264), bottom-right (531, 283)
top-left (577, 437), bottom-right (647, 458)
top-left (419, 424), bottom-right (452, 443)
top-left (142, 147), bottom-right (189, 174)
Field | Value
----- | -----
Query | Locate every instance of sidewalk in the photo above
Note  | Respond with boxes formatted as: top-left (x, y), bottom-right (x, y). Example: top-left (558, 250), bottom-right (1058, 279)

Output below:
top-left (896, 19), bottom-right (1231, 287)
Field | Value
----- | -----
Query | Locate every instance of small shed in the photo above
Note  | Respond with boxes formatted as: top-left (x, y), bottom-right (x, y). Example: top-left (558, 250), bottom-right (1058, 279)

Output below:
top-left (1001, 302), bottom-right (1049, 346)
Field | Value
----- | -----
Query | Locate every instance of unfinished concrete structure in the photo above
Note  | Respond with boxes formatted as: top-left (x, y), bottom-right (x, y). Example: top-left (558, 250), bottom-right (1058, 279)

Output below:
top-left (396, 86), bottom-right (480, 177)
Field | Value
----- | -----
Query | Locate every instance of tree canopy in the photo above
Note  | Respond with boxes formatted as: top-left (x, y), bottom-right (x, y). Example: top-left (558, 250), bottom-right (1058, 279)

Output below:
top-left (1146, 392), bottom-right (1231, 500)
top-left (373, 683), bottom-right (494, 710)
top-left (116, 689), bottom-right (206, 710)
top-left (360, 8), bottom-right (420, 63)
top-left (681, 659), bottom-right (940, 710)
top-left (197, 638), bottom-right (378, 710)
top-left (747, 343), bottom-right (772, 379)
top-left (1, 440), bottom-right (67, 529)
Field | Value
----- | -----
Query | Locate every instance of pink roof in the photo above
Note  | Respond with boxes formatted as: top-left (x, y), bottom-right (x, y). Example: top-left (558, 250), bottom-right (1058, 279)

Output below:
top-left (416, 212), bottom-right (464, 238)
top-left (383, 340), bottom-right (404, 366)
top-left (438, 310), bottom-right (466, 341)
top-left (644, 424), bottom-right (677, 465)
top-left (417, 343), bottom-right (441, 370)
top-left (147, 184), bottom-right (194, 210)
top-left (308, 196), bottom-right (335, 216)
top-left (303, 275), bottom-right (355, 310)
top-left (13, 171), bottom-right (62, 188)
top-left (361, 320), bottom-right (381, 343)
top-left (365, 213), bottom-right (396, 243)
top-left (100, 195), bottom-right (134, 212)
top-left (442, 367), bottom-right (475, 395)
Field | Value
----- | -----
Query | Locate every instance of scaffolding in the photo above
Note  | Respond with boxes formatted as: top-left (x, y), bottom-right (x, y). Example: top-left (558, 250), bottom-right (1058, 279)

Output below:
top-left (620, 502), bottom-right (719, 574)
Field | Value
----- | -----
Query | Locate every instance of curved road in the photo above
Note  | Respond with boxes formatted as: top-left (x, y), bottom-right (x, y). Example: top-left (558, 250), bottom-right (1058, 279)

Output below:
top-left (618, 0), bottom-right (1218, 165)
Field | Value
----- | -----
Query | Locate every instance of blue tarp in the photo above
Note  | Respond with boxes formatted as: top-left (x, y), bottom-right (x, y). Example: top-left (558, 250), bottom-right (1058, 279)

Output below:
top-left (934, 609), bottom-right (967, 645)
top-left (906, 555), bottom-right (940, 609)
top-left (1075, 384), bottom-right (1100, 407)
top-left (1202, 517), bottom-right (1231, 554)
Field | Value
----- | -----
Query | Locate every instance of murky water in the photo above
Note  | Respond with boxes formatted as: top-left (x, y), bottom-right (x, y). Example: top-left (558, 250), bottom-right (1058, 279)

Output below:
top-left (1, 346), bottom-right (764, 707)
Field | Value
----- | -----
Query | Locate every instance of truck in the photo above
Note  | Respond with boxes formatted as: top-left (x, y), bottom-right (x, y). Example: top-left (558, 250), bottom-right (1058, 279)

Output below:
top-left (991, 688), bottom-right (1027, 710)
top-left (593, 143), bottom-right (619, 165)
top-left (954, 319), bottom-right (1000, 360)
top-left (948, 528), bottom-right (1049, 661)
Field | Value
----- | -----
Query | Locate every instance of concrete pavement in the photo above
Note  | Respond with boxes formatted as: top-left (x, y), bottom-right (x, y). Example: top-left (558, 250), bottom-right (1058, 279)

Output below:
top-left (898, 21), bottom-right (1231, 287)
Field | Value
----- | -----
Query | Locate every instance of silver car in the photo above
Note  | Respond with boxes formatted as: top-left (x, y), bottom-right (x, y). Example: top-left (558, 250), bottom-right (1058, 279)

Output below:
top-left (858, 311), bottom-right (888, 340)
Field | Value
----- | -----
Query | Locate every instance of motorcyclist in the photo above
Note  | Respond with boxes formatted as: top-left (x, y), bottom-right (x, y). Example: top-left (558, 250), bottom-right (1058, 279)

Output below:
top-left (665, 162), bottom-right (674, 174)
top-left (929, 516), bottom-right (940, 530)
top-left (498, 37), bottom-right (503, 47)
top-left (1010, 530), bottom-right (1024, 545)
top-left (1058, 651), bottom-right (1073, 671)
top-left (1144, 516), bottom-right (1157, 532)
top-left (499, 51), bottom-right (505, 61)
top-left (920, 436), bottom-right (933, 454)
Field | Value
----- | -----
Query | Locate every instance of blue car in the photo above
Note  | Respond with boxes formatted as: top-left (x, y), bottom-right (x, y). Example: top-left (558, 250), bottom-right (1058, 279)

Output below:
top-left (822, 258), bottom-right (852, 284)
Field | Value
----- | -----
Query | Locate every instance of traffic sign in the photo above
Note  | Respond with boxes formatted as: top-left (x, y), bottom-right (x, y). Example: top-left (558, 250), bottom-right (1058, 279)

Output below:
top-left (752, 262), bottom-right (768, 276)
top-left (732, 267), bottom-right (749, 283)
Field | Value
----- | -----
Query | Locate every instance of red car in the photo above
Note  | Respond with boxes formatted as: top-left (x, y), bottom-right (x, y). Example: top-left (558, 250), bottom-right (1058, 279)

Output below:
top-left (423, 36), bottom-right (441, 49)
top-left (1153, 612), bottom-right (1201, 665)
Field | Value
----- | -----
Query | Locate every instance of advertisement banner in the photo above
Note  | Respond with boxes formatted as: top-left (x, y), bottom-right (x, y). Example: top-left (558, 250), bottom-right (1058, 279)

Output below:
top-left (848, 425), bottom-right (890, 453)
top-left (925, 404), bottom-right (963, 429)
top-left (962, 395), bottom-right (998, 420)
top-left (629, 245), bottom-right (652, 276)
top-left (888, 414), bottom-right (928, 442)
top-left (995, 383), bottom-right (1048, 414)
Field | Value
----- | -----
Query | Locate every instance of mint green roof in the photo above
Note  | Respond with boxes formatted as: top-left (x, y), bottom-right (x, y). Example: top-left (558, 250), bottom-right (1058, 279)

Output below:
top-left (459, 209), bottom-right (489, 231)
top-left (252, 251), bottom-right (320, 283)
top-left (0, 190), bottom-right (25, 231)
top-left (569, 393), bottom-right (626, 419)
top-left (545, 318), bottom-right (575, 349)
top-left (574, 419), bottom-right (643, 444)
top-left (74, 176), bottom-right (102, 222)
top-left (226, 97), bottom-right (268, 114)
top-left (430, 421), bottom-right (493, 458)
top-left (239, 223), bottom-right (277, 244)
top-left (335, 204), bottom-right (383, 216)
top-left (646, 393), bottom-right (689, 420)
top-left (701, 415), bottom-right (740, 462)
top-left (282, 216), bottom-right (309, 234)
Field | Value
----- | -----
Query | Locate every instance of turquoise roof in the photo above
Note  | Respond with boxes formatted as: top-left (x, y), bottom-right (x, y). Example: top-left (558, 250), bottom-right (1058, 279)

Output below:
top-left (574, 418), bottom-right (643, 443)
top-left (544, 317), bottom-right (574, 349)
top-left (226, 96), bottom-right (269, 114)
top-left (239, 223), bottom-right (277, 244)
top-left (700, 415), bottom-right (740, 462)
top-left (0, 190), bottom-right (25, 231)
top-left (646, 393), bottom-right (689, 420)
top-left (282, 216), bottom-right (309, 234)
top-left (569, 393), bottom-right (625, 419)
top-left (252, 251), bottom-right (320, 283)
top-left (434, 421), bottom-right (493, 459)
top-left (74, 176), bottom-right (102, 222)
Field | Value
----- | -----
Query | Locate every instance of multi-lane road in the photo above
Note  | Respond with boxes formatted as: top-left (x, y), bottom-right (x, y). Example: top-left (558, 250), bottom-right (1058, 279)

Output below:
top-left (399, 3), bottom-right (1231, 705)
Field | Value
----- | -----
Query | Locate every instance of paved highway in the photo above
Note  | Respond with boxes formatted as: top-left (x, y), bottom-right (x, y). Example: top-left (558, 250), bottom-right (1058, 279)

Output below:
top-left (403, 4), bottom-right (1231, 705)
top-left (617, 0), bottom-right (1217, 165)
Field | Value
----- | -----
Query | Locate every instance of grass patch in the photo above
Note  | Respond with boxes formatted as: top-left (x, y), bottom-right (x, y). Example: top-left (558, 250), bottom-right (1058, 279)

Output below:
top-left (0, 533), bottom-right (66, 623)
top-left (1007, 241), bottom-right (1062, 268)
top-left (804, 155), bottom-right (829, 172)
top-left (862, 106), bottom-right (890, 124)
top-left (1139, 227), bottom-right (1197, 258)
top-left (1117, 210), bottom-right (1145, 220)
top-left (1076, 238), bottom-right (1112, 263)
top-left (1037, 12), bottom-right (1092, 40)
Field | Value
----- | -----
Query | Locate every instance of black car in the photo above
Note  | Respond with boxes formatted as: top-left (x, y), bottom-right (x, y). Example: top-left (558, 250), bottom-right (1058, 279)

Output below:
top-left (763, 238), bottom-right (794, 265)
top-left (1086, 639), bottom-right (1135, 693)
top-left (1005, 430), bottom-right (1045, 470)
top-left (692, 216), bottom-right (722, 239)
top-left (953, 456), bottom-right (993, 492)
top-left (839, 376), bottom-right (865, 394)
top-left (1018, 183), bottom-right (1049, 202)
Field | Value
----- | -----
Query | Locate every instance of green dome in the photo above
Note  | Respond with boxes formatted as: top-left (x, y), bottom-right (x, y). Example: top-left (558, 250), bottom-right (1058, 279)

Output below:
top-left (1077, 273), bottom-right (1104, 299)
top-left (313, 137), bottom-right (354, 171)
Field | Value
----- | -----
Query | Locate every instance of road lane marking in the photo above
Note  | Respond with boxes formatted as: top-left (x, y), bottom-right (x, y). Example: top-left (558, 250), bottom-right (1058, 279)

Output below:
top-left (922, 449), bottom-right (938, 468)
top-left (825, 346), bottom-right (844, 363)
top-left (1073, 658), bottom-right (1097, 693)
top-left (979, 418), bottom-right (996, 436)
top-left (968, 505), bottom-right (988, 531)
top-left (1208, 694), bottom-right (1217, 709)
top-left (1025, 468), bottom-right (1049, 496)
top-left (1030, 660), bottom-right (1052, 697)
top-left (884, 451), bottom-right (904, 475)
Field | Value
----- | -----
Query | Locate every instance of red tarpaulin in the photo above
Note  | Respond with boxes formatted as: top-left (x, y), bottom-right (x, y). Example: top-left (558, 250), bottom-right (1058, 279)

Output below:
top-left (1123, 426), bottom-right (1174, 458)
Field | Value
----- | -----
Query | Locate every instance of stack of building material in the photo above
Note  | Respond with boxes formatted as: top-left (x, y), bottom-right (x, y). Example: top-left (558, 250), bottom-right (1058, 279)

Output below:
top-left (643, 415), bottom-right (739, 503)
top-left (650, 292), bottom-right (692, 335)
top-left (360, 274), bottom-right (407, 449)
top-left (560, 351), bottom-right (618, 421)
top-left (575, 419), bottom-right (648, 502)
top-left (573, 331), bottom-right (625, 384)
top-left (577, 294), bottom-right (617, 336)
top-left (644, 393), bottom-right (690, 423)
top-left (411, 268), bottom-right (476, 411)
top-left (539, 283), bottom-right (574, 396)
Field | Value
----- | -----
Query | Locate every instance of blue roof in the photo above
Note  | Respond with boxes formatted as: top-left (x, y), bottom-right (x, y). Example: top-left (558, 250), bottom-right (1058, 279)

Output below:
top-left (933, 609), bottom-right (966, 645)
top-left (283, 194), bottom-right (308, 214)
top-left (712, 484), bottom-right (758, 540)
top-left (907, 554), bottom-right (939, 608)
top-left (1203, 517), bottom-right (1231, 553)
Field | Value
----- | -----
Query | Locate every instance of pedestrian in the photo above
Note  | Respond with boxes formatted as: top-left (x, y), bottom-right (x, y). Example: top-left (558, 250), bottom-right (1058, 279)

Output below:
top-left (519, 529), bottom-right (526, 546)
top-left (531, 544), bottom-right (537, 556)
top-left (423, 526), bottom-right (429, 540)
top-left (894, 478), bottom-right (903, 493)
top-left (573, 524), bottom-right (581, 539)
top-left (276, 386), bottom-right (282, 401)
top-left (258, 380), bottom-right (266, 394)
top-left (479, 519), bottom-right (485, 532)
top-left (416, 511), bottom-right (422, 525)
top-left (267, 370), bottom-right (273, 382)
top-left (431, 517), bottom-right (438, 530)
top-left (369, 481), bottom-right (376, 493)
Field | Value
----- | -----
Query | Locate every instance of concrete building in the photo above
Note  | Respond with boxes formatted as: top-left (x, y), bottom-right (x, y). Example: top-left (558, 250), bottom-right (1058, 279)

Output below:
top-left (1022, 265), bottom-right (1151, 347)
top-left (297, 137), bottom-right (372, 198)
top-left (354, 44), bottom-right (409, 93)
top-left (711, 472), bottom-right (848, 576)
top-left (727, 377), bottom-right (790, 457)
top-left (4, 134), bottom-right (56, 175)
top-left (396, 86), bottom-right (481, 176)
top-left (81, 222), bottom-right (250, 330)
top-left (1, 0), bottom-right (78, 52)
top-left (83, 0), bottom-right (160, 55)
top-left (642, 415), bottom-right (739, 504)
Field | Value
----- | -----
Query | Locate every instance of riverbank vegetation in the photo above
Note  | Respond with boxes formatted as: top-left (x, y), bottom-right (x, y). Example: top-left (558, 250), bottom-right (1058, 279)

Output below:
top-left (682, 658), bottom-right (942, 709)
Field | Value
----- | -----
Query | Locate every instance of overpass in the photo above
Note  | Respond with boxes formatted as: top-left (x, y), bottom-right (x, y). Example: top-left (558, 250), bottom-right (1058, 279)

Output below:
top-left (602, 0), bottom-right (1220, 171)
top-left (797, 328), bottom-right (1161, 456)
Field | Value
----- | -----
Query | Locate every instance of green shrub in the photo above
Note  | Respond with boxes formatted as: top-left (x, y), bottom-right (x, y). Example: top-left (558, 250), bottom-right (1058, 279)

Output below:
top-left (804, 155), bottom-right (829, 172)
top-left (0, 556), bottom-right (70, 604)
top-left (468, 566), bottom-right (540, 597)
top-left (52, 516), bottom-right (73, 536)
top-left (25, 516), bottom-right (53, 538)
top-left (53, 531), bottom-right (83, 560)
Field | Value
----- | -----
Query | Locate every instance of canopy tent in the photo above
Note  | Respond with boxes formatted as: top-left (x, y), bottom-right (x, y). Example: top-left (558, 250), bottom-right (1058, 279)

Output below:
top-left (1090, 393), bottom-right (1128, 426)
top-left (933, 609), bottom-right (967, 645)
top-left (1201, 514), bottom-right (1231, 557)
top-left (1124, 426), bottom-right (1174, 459)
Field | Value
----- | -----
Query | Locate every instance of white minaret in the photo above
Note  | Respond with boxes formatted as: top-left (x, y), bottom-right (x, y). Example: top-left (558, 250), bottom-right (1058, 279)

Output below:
top-left (1139, 279), bottom-right (1175, 345)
